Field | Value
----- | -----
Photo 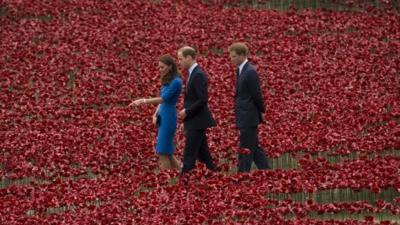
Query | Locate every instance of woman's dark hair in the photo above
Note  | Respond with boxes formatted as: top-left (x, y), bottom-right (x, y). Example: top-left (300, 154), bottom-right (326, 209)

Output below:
top-left (159, 55), bottom-right (180, 85)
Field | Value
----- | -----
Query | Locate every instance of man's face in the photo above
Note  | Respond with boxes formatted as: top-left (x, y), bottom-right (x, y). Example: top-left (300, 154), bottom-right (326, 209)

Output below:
top-left (158, 61), bottom-right (170, 78)
top-left (177, 52), bottom-right (190, 70)
top-left (229, 51), bottom-right (245, 67)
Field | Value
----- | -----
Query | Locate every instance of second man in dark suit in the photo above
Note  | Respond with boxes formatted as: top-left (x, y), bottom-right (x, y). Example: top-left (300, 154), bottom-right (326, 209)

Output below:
top-left (229, 42), bottom-right (271, 172)
top-left (177, 46), bottom-right (217, 174)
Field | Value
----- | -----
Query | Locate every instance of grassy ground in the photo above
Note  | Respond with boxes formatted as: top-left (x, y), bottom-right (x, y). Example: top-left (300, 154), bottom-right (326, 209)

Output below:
top-left (2, 150), bottom-right (399, 222)
top-left (218, 0), bottom-right (400, 11)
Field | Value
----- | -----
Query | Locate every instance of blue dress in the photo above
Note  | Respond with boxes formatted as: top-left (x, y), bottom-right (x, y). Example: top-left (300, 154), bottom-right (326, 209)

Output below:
top-left (156, 76), bottom-right (182, 155)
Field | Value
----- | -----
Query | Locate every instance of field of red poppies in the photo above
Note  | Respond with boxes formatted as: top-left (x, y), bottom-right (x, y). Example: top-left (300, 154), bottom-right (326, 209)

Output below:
top-left (1, 0), bottom-right (399, 224)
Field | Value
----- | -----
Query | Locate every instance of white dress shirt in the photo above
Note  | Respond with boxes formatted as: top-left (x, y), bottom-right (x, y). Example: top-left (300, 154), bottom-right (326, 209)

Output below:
top-left (238, 59), bottom-right (248, 75)
top-left (188, 62), bottom-right (198, 76)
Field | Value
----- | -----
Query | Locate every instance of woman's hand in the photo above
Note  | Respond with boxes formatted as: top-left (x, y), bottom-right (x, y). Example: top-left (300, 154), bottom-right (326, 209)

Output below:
top-left (129, 98), bottom-right (146, 107)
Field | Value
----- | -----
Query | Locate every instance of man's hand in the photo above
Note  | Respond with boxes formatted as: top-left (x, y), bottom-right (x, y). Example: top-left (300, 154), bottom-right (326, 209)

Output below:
top-left (179, 123), bottom-right (185, 133)
top-left (152, 115), bottom-right (157, 126)
top-left (179, 109), bottom-right (187, 120)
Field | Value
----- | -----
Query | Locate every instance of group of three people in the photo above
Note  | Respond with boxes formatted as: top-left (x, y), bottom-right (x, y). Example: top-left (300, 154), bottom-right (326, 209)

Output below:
top-left (130, 42), bottom-right (271, 174)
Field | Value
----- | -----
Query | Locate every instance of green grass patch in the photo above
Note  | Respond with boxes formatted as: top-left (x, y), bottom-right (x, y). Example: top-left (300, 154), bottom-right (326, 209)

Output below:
top-left (266, 188), bottom-right (399, 204)
top-left (0, 6), bottom-right (6, 17)
top-left (36, 14), bottom-right (53, 22)
top-left (219, 0), bottom-right (360, 11)
top-left (66, 68), bottom-right (79, 90)
top-left (0, 169), bottom-right (100, 189)
top-left (26, 199), bottom-right (103, 216)
top-left (308, 210), bottom-right (400, 223)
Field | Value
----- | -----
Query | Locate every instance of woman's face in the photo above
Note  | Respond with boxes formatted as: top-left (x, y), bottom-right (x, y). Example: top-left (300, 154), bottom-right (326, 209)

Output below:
top-left (158, 61), bottom-right (170, 78)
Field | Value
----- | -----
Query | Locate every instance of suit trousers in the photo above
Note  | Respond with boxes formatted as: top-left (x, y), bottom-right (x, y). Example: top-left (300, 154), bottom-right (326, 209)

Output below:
top-left (181, 129), bottom-right (216, 174)
top-left (238, 126), bottom-right (271, 172)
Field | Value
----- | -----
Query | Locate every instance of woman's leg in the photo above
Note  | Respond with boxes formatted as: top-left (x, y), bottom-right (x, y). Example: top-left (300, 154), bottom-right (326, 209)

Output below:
top-left (158, 154), bottom-right (171, 169)
top-left (169, 155), bottom-right (180, 170)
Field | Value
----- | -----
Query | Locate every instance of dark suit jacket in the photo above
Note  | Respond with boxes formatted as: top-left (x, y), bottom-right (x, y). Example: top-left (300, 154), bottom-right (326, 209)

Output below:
top-left (184, 65), bottom-right (216, 130)
top-left (235, 61), bottom-right (266, 128)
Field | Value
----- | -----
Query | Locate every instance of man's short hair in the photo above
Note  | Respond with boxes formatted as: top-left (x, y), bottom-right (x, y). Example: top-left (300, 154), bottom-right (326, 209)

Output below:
top-left (179, 46), bottom-right (196, 59)
top-left (229, 42), bottom-right (249, 56)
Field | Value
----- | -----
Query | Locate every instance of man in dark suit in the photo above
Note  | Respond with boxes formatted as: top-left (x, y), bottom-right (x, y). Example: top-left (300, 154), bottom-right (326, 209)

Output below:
top-left (177, 46), bottom-right (217, 174)
top-left (228, 42), bottom-right (271, 172)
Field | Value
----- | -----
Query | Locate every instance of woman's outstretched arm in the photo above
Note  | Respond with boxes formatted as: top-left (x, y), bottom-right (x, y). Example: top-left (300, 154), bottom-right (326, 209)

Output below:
top-left (129, 97), bottom-right (163, 107)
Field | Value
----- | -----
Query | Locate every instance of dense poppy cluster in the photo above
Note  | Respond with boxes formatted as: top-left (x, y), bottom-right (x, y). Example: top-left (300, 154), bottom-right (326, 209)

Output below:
top-left (0, 0), bottom-right (399, 224)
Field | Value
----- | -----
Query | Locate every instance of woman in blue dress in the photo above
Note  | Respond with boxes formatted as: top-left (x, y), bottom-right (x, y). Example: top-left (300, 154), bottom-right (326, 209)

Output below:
top-left (130, 55), bottom-right (182, 170)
